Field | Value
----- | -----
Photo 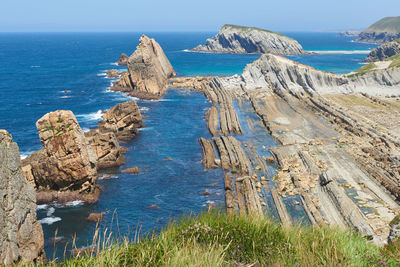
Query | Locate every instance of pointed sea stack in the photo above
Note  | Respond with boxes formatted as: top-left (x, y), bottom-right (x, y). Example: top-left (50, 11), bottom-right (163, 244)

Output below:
top-left (111, 35), bottom-right (176, 99)
top-left (0, 130), bottom-right (45, 265)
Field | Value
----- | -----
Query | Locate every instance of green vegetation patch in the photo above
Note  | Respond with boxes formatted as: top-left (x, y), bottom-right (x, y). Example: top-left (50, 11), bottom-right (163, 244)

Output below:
top-left (367, 16), bottom-right (400, 34)
top-left (386, 54), bottom-right (400, 68)
top-left (221, 24), bottom-right (289, 38)
top-left (28, 210), bottom-right (400, 266)
top-left (347, 63), bottom-right (377, 78)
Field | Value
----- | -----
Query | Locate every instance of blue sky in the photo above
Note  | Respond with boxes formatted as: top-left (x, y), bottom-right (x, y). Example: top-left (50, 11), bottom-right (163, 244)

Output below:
top-left (0, 0), bottom-right (399, 32)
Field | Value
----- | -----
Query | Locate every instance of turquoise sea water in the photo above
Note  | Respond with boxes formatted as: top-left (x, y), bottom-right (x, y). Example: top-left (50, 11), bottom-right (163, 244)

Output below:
top-left (0, 32), bottom-right (376, 258)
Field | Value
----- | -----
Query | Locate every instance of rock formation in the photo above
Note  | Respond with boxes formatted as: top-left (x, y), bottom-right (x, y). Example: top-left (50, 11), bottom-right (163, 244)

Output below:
top-left (366, 39), bottom-right (400, 62)
top-left (117, 53), bottom-right (129, 66)
top-left (220, 53), bottom-right (400, 97)
top-left (97, 101), bottom-right (144, 141)
top-left (106, 69), bottom-right (120, 79)
top-left (110, 35), bottom-right (176, 99)
top-left (338, 31), bottom-right (360, 37)
top-left (22, 110), bottom-right (99, 203)
top-left (190, 24), bottom-right (306, 55)
top-left (356, 16), bottom-right (400, 43)
top-left (85, 130), bottom-right (125, 170)
top-left (0, 130), bottom-right (45, 265)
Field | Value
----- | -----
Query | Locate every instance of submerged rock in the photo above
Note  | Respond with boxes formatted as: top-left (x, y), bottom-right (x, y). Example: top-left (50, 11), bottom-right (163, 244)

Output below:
top-left (22, 110), bottom-right (99, 203)
top-left (122, 166), bottom-right (140, 174)
top-left (98, 101), bottom-right (144, 141)
top-left (190, 24), bottom-right (306, 55)
top-left (87, 213), bottom-right (104, 222)
top-left (117, 53), bottom-right (129, 66)
top-left (0, 130), bottom-right (45, 265)
top-left (111, 35), bottom-right (175, 99)
top-left (106, 69), bottom-right (120, 78)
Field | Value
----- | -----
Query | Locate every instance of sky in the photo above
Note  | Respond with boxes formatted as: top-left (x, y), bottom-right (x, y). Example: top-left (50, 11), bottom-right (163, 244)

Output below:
top-left (0, 0), bottom-right (399, 32)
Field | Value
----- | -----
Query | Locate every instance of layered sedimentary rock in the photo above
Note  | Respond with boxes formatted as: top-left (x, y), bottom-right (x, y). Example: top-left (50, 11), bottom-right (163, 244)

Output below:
top-left (338, 31), bottom-right (360, 37)
top-left (190, 24), bottom-right (306, 55)
top-left (98, 101), bottom-right (144, 141)
top-left (366, 39), bottom-right (400, 62)
top-left (221, 53), bottom-right (400, 97)
top-left (111, 35), bottom-right (175, 99)
top-left (117, 53), bottom-right (129, 66)
top-left (106, 69), bottom-right (120, 78)
top-left (356, 16), bottom-right (400, 43)
top-left (22, 111), bottom-right (98, 203)
top-left (0, 130), bottom-right (45, 265)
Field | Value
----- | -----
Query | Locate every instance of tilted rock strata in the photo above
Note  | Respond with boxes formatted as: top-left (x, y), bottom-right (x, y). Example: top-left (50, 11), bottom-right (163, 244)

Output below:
top-left (191, 24), bottom-right (306, 55)
top-left (98, 101), bottom-right (144, 141)
top-left (111, 35), bottom-right (175, 99)
top-left (220, 53), bottom-right (400, 97)
top-left (366, 40), bottom-right (400, 62)
top-left (0, 130), bottom-right (45, 265)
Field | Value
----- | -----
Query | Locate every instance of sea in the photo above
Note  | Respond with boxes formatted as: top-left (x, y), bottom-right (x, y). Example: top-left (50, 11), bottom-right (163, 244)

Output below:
top-left (0, 32), bottom-right (377, 259)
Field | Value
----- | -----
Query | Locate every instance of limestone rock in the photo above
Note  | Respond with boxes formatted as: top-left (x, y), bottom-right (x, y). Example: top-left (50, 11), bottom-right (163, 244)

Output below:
top-left (111, 35), bottom-right (175, 99)
top-left (85, 130), bottom-right (124, 170)
top-left (366, 40), bottom-right (400, 62)
top-left (122, 167), bottom-right (140, 174)
top-left (117, 53), bottom-right (129, 66)
top-left (190, 24), bottom-right (306, 55)
top-left (98, 101), bottom-right (144, 141)
top-left (22, 111), bottom-right (98, 201)
top-left (0, 130), bottom-right (45, 265)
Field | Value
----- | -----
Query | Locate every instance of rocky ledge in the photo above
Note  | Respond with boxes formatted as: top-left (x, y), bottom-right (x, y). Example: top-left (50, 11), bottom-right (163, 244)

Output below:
top-left (366, 39), bottom-right (400, 62)
top-left (0, 130), bottom-right (45, 265)
top-left (356, 16), bottom-right (400, 43)
top-left (110, 35), bottom-right (176, 100)
top-left (117, 53), bottom-right (129, 66)
top-left (190, 24), bottom-right (306, 55)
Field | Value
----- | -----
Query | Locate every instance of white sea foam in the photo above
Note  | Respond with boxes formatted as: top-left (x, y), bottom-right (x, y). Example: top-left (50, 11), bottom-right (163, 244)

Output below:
top-left (46, 207), bottom-right (55, 217)
top-left (110, 62), bottom-right (118, 66)
top-left (37, 204), bottom-right (48, 210)
top-left (76, 110), bottom-right (103, 122)
top-left (30, 65), bottom-right (40, 68)
top-left (20, 151), bottom-right (35, 160)
top-left (308, 50), bottom-right (371, 54)
top-left (60, 95), bottom-right (71, 99)
top-left (97, 72), bottom-right (107, 77)
top-left (98, 174), bottom-right (119, 180)
top-left (138, 127), bottom-right (153, 131)
top-left (39, 217), bottom-right (61, 225)
top-left (139, 107), bottom-right (149, 112)
top-left (82, 127), bottom-right (90, 133)
top-left (65, 200), bottom-right (84, 207)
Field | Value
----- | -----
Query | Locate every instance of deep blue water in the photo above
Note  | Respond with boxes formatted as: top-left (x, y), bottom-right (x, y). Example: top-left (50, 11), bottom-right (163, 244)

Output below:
top-left (0, 32), bottom-right (375, 259)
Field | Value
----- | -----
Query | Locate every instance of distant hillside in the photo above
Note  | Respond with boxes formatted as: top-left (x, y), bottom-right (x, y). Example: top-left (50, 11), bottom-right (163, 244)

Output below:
top-left (356, 16), bottom-right (400, 43)
top-left (189, 24), bottom-right (306, 55)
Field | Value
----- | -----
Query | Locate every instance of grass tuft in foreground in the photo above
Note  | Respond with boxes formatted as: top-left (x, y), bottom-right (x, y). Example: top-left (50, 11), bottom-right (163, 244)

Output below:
top-left (24, 210), bottom-right (400, 266)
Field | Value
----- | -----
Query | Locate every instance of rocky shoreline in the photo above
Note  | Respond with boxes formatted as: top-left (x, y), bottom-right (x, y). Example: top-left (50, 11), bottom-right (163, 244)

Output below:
top-left (172, 53), bottom-right (400, 246)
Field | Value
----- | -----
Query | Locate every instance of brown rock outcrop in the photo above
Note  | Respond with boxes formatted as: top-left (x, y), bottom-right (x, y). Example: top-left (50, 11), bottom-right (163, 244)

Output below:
top-left (117, 53), bottom-right (129, 66)
top-left (98, 101), bottom-right (144, 141)
top-left (22, 111), bottom-right (98, 203)
top-left (0, 130), bottom-right (45, 265)
top-left (85, 130), bottom-right (124, 170)
top-left (110, 35), bottom-right (175, 99)
top-left (106, 69), bottom-right (120, 79)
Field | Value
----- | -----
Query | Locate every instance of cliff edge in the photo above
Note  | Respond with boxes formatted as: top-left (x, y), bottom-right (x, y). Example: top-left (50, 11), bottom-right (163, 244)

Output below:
top-left (190, 24), bottom-right (306, 55)
top-left (356, 16), bottom-right (400, 43)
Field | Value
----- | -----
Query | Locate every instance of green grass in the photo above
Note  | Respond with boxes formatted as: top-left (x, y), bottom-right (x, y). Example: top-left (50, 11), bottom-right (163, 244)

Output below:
top-left (22, 210), bottom-right (400, 266)
top-left (221, 24), bottom-right (289, 38)
top-left (366, 16), bottom-right (400, 34)
top-left (386, 54), bottom-right (400, 68)
top-left (348, 63), bottom-right (377, 78)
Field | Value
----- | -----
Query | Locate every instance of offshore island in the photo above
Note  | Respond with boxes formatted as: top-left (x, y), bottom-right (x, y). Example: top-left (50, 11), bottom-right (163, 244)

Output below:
top-left (2, 16), bottom-right (400, 266)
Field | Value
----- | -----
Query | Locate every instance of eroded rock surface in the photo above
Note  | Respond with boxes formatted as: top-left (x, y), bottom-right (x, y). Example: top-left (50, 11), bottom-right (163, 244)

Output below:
top-left (191, 24), bottom-right (306, 55)
top-left (117, 53), bottom-right (129, 66)
top-left (111, 35), bottom-right (175, 99)
top-left (366, 39), bottom-right (400, 62)
top-left (98, 101), bottom-right (144, 141)
top-left (22, 111), bottom-right (98, 203)
top-left (0, 130), bottom-right (45, 265)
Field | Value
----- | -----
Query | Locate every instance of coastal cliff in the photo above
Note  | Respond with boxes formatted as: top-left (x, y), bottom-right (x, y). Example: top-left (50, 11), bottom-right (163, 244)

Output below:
top-left (220, 53), bottom-right (400, 96)
top-left (190, 24), bottom-right (306, 55)
top-left (0, 130), bottom-right (45, 265)
top-left (356, 16), bottom-right (400, 43)
top-left (111, 35), bottom-right (175, 99)
top-left (366, 39), bottom-right (400, 62)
